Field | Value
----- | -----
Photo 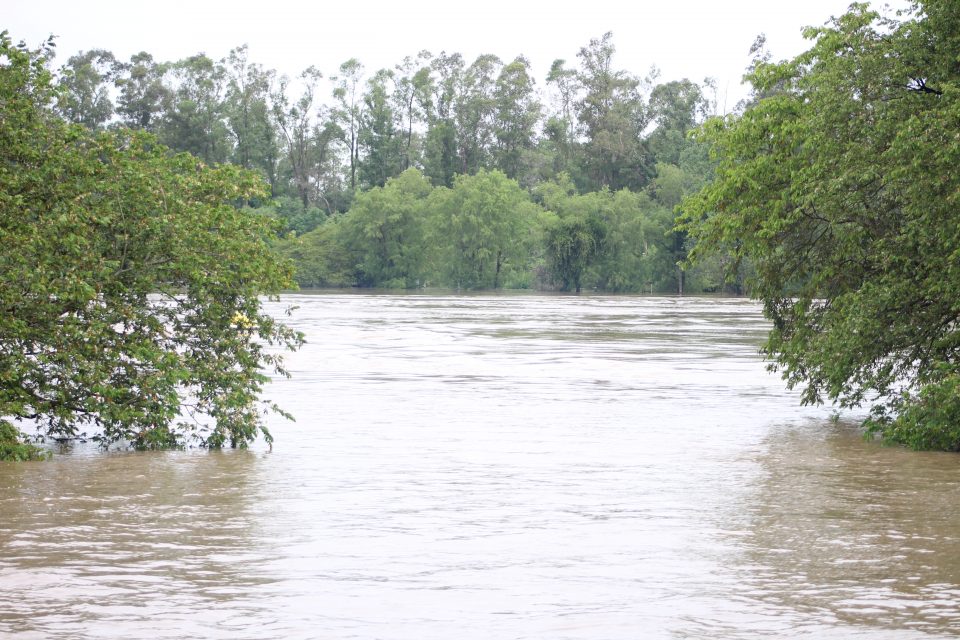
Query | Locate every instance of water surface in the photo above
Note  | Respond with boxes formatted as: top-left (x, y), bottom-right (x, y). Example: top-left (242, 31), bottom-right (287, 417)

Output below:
top-left (2, 293), bottom-right (958, 638)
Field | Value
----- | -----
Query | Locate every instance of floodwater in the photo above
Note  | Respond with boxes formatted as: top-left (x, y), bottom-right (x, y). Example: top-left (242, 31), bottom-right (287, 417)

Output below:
top-left (1, 293), bottom-right (959, 639)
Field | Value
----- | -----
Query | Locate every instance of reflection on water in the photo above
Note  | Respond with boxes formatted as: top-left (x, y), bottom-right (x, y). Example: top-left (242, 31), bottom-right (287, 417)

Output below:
top-left (725, 422), bottom-right (960, 638)
top-left (1, 293), bottom-right (958, 639)
top-left (0, 451), bottom-right (276, 639)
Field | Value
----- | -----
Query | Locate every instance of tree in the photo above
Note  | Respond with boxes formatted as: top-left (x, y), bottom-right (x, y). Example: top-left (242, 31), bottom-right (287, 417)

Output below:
top-left (647, 78), bottom-right (710, 165)
top-left (338, 168), bottom-right (434, 287)
top-left (0, 32), bottom-right (302, 455)
top-left (545, 216), bottom-right (604, 293)
top-left (418, 52), bottom-right (464, 187)
top-left (544, 58), bottom-right (581, 179)
top-left (393, 52), bottom-right (432, 171)
top-left (454, 54), bottom-right (502, 175)
top-left (574, 33), bottom-right (653, 191)
top-left (224, 45), bottom-right (279, 186)
top-left (432, 170), bottom-right (540, 289)
top-left (333, 58), bottom-right (365, 192)
top-left (55, 49), bottom-right (119, 130)
top-left (358, 69), bottom-right (405, 188)
top-left (160, 54), bottom-right (230, 164)
top-left (492, 56), bottom-right (542, 184)
top-left (679, 2), bottom-right (960, 450)
top-left (272, 66), bottom-right (342, 211)
top-left (114, 51), bottom-right (171, 132)
top-left (540, 177), bottom-right (670, 292)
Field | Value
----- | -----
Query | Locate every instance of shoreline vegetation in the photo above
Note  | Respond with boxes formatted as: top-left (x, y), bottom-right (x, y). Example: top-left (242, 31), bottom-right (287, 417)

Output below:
top-left (4, 0), bottom-right (960, 456)
top-left (26, 30), bottom-right (743, 295)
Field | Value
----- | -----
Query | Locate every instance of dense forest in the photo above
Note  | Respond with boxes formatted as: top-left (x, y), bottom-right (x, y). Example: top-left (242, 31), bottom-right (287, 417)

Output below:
top-left (47, 33), bottom-right (749, 293)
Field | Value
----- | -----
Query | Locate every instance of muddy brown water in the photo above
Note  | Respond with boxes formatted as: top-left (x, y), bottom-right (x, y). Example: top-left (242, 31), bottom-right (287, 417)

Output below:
top-left (2, 293), bottom-right (958, 638)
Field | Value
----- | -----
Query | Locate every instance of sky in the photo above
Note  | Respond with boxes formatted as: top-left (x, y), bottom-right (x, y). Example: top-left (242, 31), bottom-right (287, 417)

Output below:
top-left (7, 0), bottom-right (910, 110)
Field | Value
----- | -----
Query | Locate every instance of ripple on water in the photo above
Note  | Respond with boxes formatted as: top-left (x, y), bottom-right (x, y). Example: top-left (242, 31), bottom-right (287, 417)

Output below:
top-left (1, 293), bottom-right (958, 639)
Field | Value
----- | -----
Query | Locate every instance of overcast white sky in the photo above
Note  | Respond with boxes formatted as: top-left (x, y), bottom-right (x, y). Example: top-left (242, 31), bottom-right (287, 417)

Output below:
top-left (8, 0), bottom-right (909, 109)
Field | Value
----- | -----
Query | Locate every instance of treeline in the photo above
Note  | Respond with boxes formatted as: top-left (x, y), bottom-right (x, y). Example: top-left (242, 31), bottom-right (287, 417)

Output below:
top-left (50, 33), bottom-right (745, 292)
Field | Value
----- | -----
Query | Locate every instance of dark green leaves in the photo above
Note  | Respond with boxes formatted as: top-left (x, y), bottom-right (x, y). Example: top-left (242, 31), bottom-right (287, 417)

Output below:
top-left (680, 2), bottom-right (960, 450)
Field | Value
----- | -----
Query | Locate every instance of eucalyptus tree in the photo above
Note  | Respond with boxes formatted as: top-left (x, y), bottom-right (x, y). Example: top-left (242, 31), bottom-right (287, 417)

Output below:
top-left (454, 54), bottom-right (502, 175)
top-left (55, 49), bottom-right (119, 129)
top-left (114, 52), bottom-right (171, 132)
top-left (224, 45), bottom-right (279, 189)
top-left (418, 52), bottom-right (464, 187)
top-left (646, 78), bottom-right (710, 165)
top-left (393, 52), bottom-right (432, 171)
top-left (333, 58), bottom-right (365, 191)
top-left (544, 58), bottom-right (580, 178)
top-left (272, 66), bottom-right (331, 209)
top-left (358, 69), bottom-right (405, 188)
top-left (160, 53), bottom-right (230, 164)
top-left (492, 56), bottom-right (542, 183)
top-left (574, 32), bottom-right (652, 191)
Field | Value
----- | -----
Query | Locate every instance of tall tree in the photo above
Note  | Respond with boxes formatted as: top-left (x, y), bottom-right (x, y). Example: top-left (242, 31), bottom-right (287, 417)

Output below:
top-left (647, 78), bottom-right (709, 165)
top-left (333, 58), bottom-right (365, 192)
top-left (492, 56), bottom-right (542, 183)
top-left (273, 66), bottom-right (326, 208)
top-left (160, 54), bottom-right (230, 164)
top-left (680, 1), bottom-right (960, 450)
top-left (454, 54), bottom-right (502, 175)
top-left (544, 58), bottom-right (581, 179)
top-left (224, 45), bottom-right (279, 189)
top-left (575, 32), bottom-right (652, 191)
top-left (358, 69), bottom-right (404, 188)
top-left (114, 52), bottom-right (171, 132)
top-left (418, 52), bottom-right (464, 187)
top-left (55, 49), bottom-right (118, 129)
top-left (393, 52), bottom-right (432, 171)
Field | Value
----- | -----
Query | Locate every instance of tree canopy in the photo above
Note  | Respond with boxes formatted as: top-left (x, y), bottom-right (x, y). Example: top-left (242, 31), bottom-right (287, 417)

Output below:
top-left (679, 1), bottom-right (960, 450)
top-left (0, 32), bottom-right (302, 456)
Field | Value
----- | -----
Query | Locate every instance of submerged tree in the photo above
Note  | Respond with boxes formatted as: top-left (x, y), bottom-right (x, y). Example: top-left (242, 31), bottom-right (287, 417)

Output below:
top-left (680, 1), bottom-right (960, 450)
top-left (432, 170), bottom-right (541, 289)
top-left (0, 32), bottom-right (302, 455)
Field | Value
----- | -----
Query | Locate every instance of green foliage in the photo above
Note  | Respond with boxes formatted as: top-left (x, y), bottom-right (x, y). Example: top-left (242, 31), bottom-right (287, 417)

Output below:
top-left (546, 215), bottom-right (605, 292)
top-left (159, 54), bottom-right (231, 165)
top-left (0, 421), bottom-right (49, 461)
top-left (866, 371), bottom-right (960, 451)
top-left (275, 220), bottom-right (354, 288)
top-left (359, 69), bottom-right (405, 188)
top-left (492, 57), bottom-right (541, 183)
top-left (260, 195), bottom-right (326, 235)
top-left (679, 2), bottom-right (960, 450)
top-left (0, 33), bottom-right (302, 451)
top-left (574, 33), bottom-right (653, 191)
top-left (55, 49), bottom-right (118, 130)
top-left (114, 52), bottom-right (171, 132)
top-left (224, 45), bottom-right (279, 183)
top-left (338, 168), bottom-right (434, 287)
top-left (432, 170), bottom-right (542, 289)
top-left (539, 176), bottom-right (675, 292)
top-left (34, 30), bottom-right (741, 295)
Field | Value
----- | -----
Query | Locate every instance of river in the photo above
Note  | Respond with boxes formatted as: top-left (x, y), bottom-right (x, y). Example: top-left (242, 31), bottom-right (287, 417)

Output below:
top-left (1, 293), bottom-right (958, 639)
